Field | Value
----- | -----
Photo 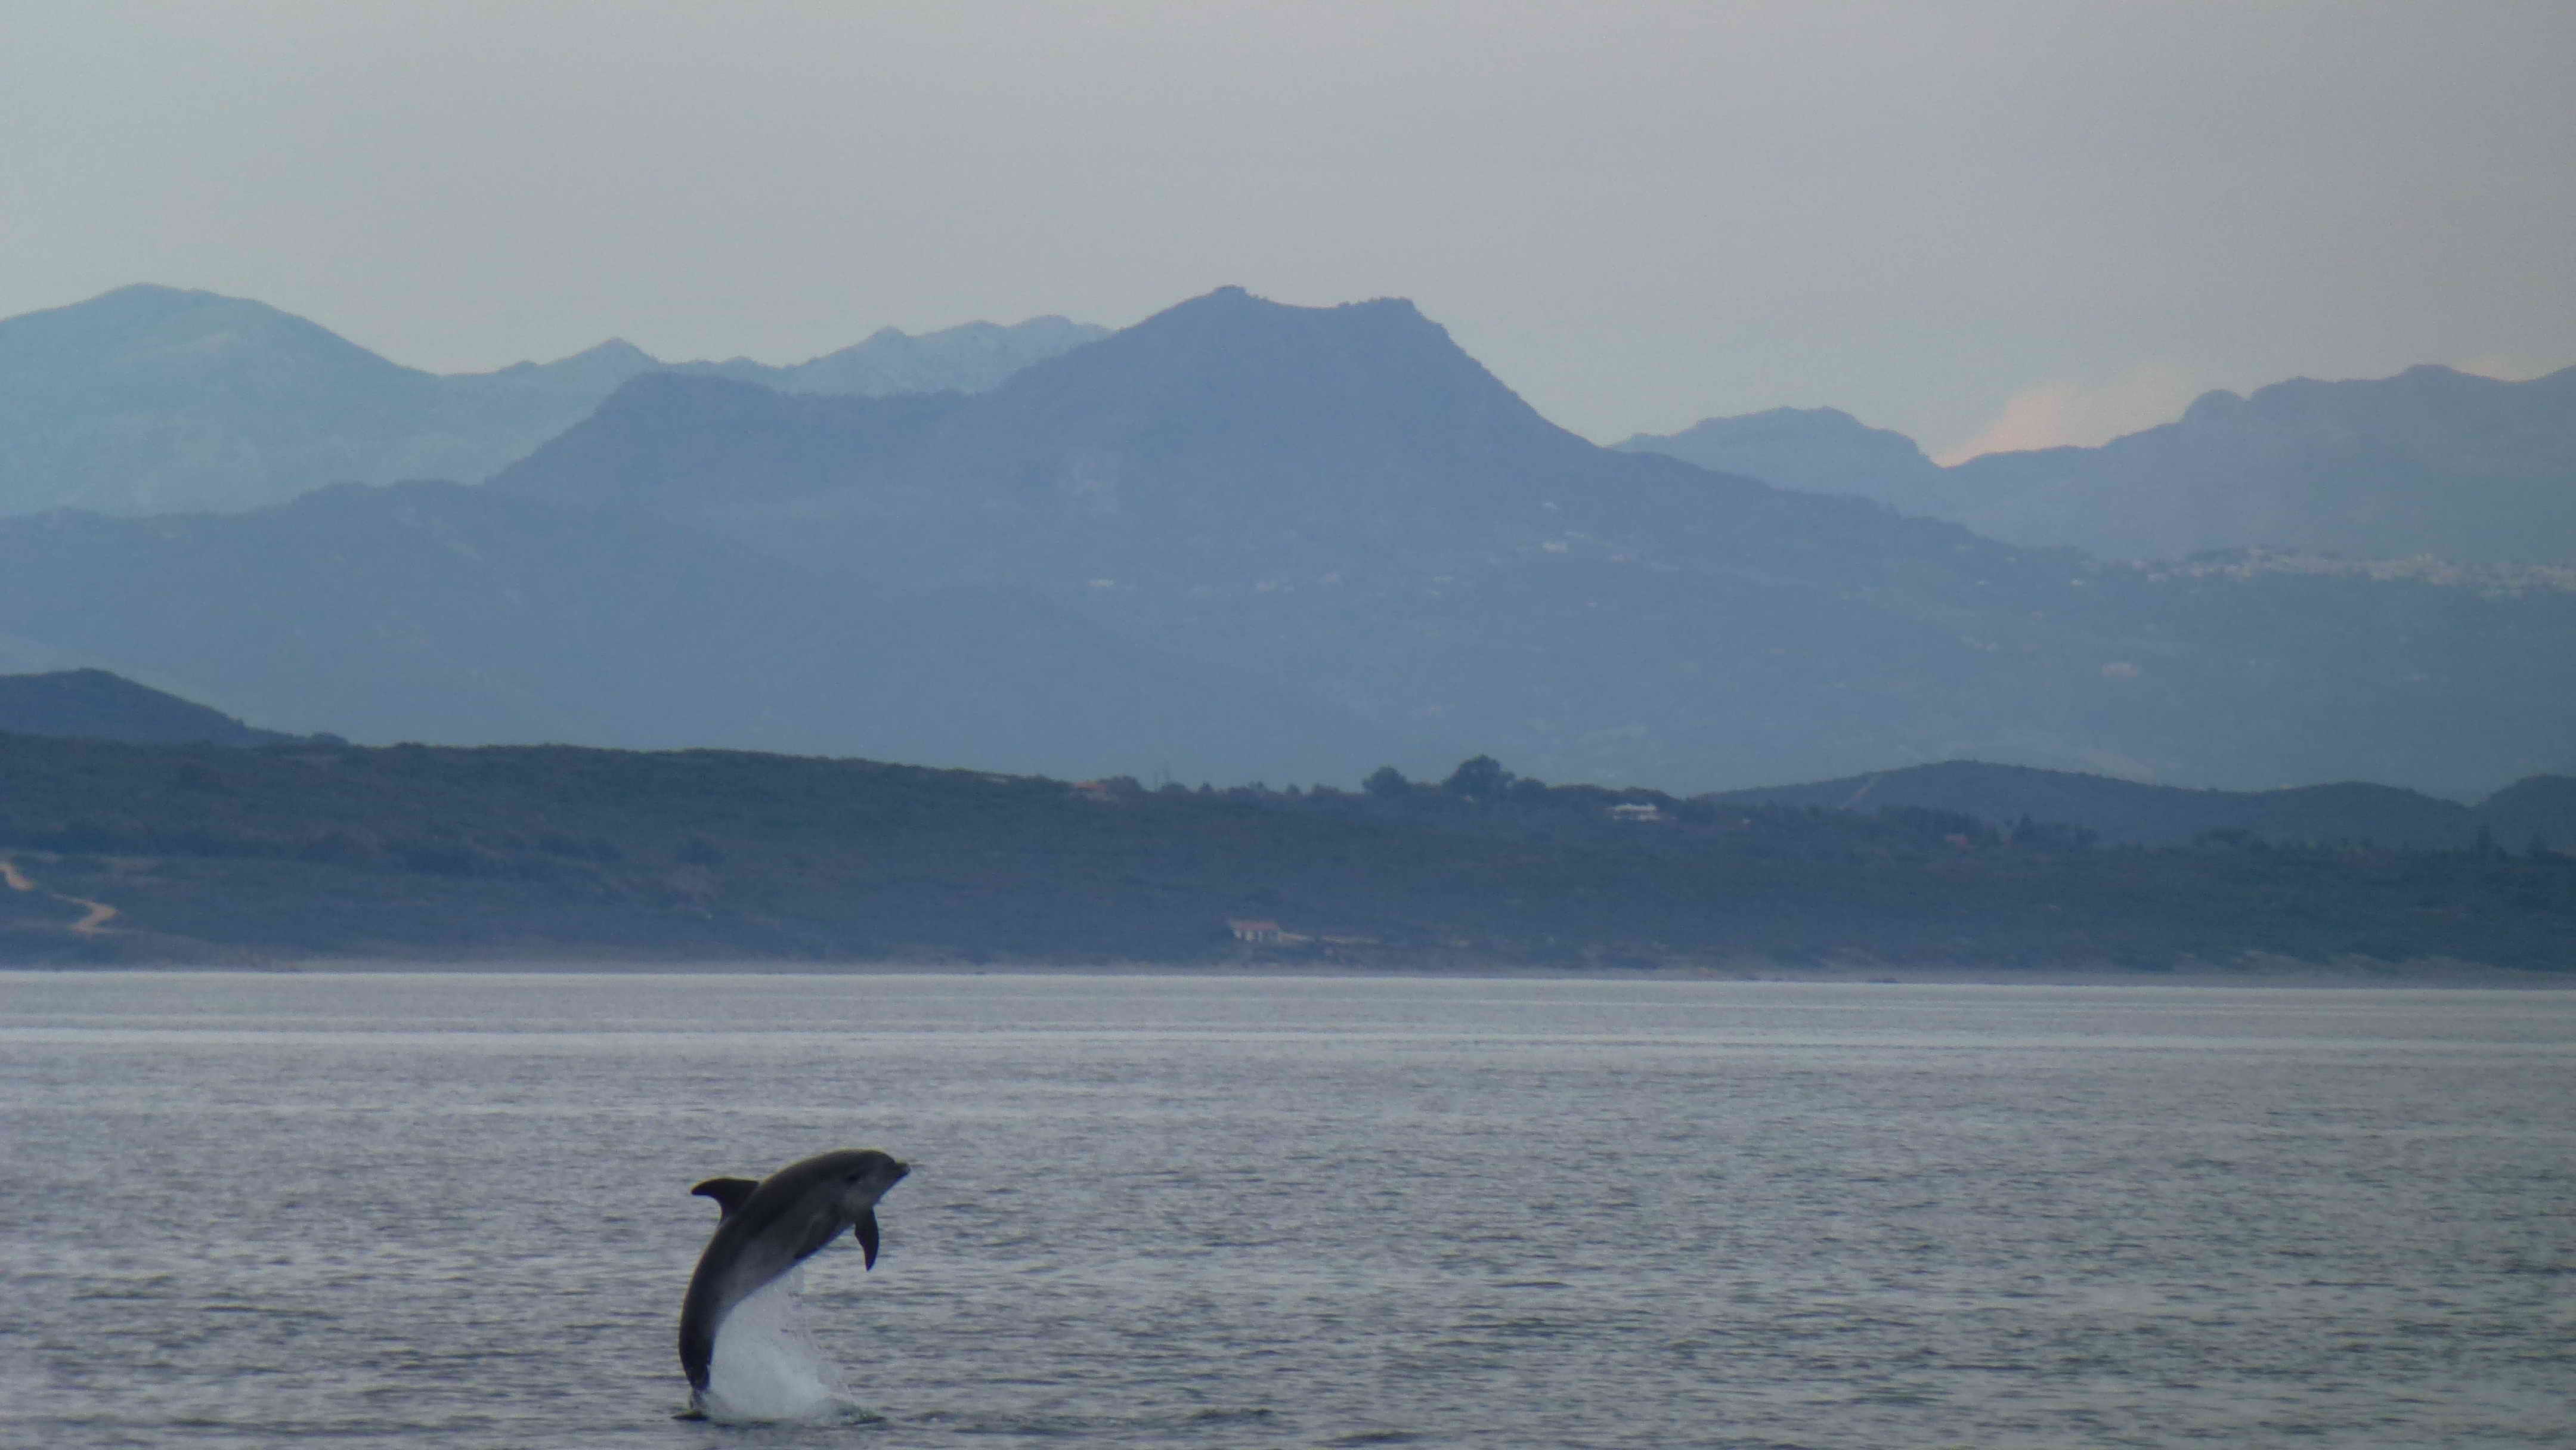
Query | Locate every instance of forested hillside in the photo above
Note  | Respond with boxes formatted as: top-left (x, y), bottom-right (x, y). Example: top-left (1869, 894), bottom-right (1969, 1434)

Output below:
top-left (4, 735), bottom-right (2568, 971)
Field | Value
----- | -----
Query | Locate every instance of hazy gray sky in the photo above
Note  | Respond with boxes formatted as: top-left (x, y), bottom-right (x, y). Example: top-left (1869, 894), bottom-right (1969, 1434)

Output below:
top-left (6, 1), bottom-right (2570, 458)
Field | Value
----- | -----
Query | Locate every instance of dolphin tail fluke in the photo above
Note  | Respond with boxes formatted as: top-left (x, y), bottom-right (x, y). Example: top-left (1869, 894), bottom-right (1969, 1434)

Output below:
top-left (856, 1209), bottom-right (880, 1269)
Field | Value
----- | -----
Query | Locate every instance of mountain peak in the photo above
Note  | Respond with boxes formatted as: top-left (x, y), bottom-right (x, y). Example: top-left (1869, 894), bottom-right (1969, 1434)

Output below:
top-left (1, 282), bottom-right (324, 351)
top-left (1618, 405), bottom-right (1941, 498)
top-left (1939, 362), bottom-right (2576, 562)
top-left (84, 281), bottom-right (221, 312)
top-left (452, 337), bottom-right (664, 396)
top-left (570, 338), bottom-right (656, 365)
top-left (1098, 287), bottom-right (1472, 378)
top-left (0, 287), bottom-right (1103, 516)
top-left (980, 287), bottom-right (1575, 469)
top-left (1146, 285), bottom-right (1427, 328)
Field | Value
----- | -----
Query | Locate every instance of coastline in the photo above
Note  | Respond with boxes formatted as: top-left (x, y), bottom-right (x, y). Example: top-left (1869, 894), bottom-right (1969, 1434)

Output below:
top-left (11, 950), bottom-right (2568, 990)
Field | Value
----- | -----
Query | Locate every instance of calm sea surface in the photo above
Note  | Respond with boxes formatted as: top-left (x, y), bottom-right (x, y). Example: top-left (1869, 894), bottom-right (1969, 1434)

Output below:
top-left (4, 969), bottom-right (2572, 1448)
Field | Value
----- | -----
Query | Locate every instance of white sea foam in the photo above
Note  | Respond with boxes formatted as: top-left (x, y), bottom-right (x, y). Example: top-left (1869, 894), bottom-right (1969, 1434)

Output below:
top-left (697, 1266), bottom-right (857, 1424)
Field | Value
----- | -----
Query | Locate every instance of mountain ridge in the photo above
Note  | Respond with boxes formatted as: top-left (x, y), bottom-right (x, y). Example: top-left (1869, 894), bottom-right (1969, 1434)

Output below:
top-left (1624, 364), bottom-right (2576, 563)
top-left (13, 283), bottom-right (2575, 797)
top-left (0, 284), bottom-right (1106, 516)
top-left (1617, 406), bottom-right (1944, 500)
top-left (489, 286), bottom-right (2576, 797)
top-left (1710, 758), bottom-right (2576, 850)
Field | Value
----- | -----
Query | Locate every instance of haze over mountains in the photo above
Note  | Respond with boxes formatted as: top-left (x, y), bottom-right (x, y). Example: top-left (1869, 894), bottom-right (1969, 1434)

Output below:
top-left (0, 284), bottom-right (1103, 516)
top-left (1712, 759), bottom-right (2576, 853)
top-left (1620, 408), bottom-right (1945, 503)
top-left (1625, 365), bottom-right (2576, 565)
top-left (0, 479), bottom-right (1387, 784)
top-left (4, 283), bottom-right (2573, 799)
top-left (488, 286), bottom-right (2576, 796)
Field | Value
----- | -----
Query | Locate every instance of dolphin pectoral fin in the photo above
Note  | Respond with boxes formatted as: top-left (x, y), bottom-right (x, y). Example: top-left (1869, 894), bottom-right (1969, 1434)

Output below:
top-left (690, 1177), bottom-right (761, 1217)
top-left (856, 1209), bottom-right (880, 1269)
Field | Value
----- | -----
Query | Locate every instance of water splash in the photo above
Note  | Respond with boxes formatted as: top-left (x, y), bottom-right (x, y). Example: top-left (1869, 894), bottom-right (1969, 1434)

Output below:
top-left (696, 1267), bottom-right (864, 1424)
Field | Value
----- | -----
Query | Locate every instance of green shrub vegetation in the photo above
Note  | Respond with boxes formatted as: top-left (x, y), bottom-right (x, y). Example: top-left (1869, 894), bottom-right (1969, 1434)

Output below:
top-left (1, 733), bottom-right (2569, 970)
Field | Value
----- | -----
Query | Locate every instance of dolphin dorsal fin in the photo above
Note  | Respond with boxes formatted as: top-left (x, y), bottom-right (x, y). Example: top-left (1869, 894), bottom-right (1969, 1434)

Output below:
top-left (690, 1177), bottom-right (761, 1218)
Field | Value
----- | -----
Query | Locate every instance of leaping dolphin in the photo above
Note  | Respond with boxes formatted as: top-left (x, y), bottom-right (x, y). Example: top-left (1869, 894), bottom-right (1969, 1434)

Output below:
top-left (677, 1148), bottom-right (909, 1402)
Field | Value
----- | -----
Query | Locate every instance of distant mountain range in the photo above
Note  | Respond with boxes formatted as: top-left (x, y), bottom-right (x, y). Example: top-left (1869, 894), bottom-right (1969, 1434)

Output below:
top-left (1624, 364), bottom-right (2576, 564)
top-left (487, 287), bottom-right (2576, 796)
top-left (0, 284), bottom-right (1103, 516)
top-left (18, 280), bottom-right (2568, 569)
top-left (7, 284), bottom-right (2574, 795)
